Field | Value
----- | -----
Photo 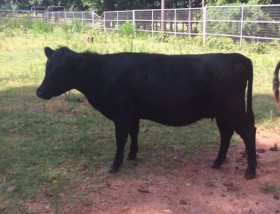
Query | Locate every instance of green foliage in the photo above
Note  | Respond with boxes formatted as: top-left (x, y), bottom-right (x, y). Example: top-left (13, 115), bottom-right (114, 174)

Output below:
top-left (120, 22), bottom-right (134, 37)
top-left (0, 0), bottom-right (278, 12)
top-left (261, 182), bottom-right (279, 193)
top-left (61, 22), bottom-right (71, 33)
top-left (32, 19), bottom-right (54, 33)
top-left (202, 4), bottom-right (280, 40)
top-left (72, 20), bottom-right (83, 33)
top-left (248, 41), bottom-right (269, 54)
top-left (206, 37), bottom-right (236, 50)
top-left (154, 33), bottom-right (170, 43)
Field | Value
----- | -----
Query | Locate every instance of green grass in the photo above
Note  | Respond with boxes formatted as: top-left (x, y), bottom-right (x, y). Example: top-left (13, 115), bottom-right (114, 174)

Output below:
top-left (0, 20), bottom-right (280, 213)
top-left (261, 182), bottom-right (279, 194)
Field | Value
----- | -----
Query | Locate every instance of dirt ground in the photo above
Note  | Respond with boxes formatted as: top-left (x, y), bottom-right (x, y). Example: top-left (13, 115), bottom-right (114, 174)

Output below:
top-left (26, 128), bottom-right (280, 214)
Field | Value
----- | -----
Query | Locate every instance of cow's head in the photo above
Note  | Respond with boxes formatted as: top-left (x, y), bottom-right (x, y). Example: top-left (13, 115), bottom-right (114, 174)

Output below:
top-left (36, 47), bottom-right (82, 100)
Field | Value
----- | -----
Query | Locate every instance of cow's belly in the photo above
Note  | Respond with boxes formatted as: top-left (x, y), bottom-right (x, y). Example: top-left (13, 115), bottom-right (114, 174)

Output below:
top-left (140, 107), bottom-right (207, 127)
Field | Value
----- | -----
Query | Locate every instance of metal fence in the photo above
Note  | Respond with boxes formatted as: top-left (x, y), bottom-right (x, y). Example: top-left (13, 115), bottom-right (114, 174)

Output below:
top-left (101, 5), bottom-right (280, 45)
top-left (1, 4), bottom-right (280, 45)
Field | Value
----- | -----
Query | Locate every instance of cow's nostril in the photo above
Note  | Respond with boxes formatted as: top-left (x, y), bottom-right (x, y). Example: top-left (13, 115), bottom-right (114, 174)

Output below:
top-left (36, 89), bottom-right (44, 98)
top-left (36, 88), bottom-right (50, 100)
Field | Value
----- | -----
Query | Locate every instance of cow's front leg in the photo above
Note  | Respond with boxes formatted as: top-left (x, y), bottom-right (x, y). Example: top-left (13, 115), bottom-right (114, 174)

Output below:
top-left (127, 118), bottom-right (140, 160)
top-left (109, 115), bottom-right (129, 173)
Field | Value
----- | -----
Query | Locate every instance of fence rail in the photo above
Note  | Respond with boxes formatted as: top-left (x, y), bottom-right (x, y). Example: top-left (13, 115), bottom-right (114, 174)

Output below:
top-left (1, 4), bottom-right (280, 46)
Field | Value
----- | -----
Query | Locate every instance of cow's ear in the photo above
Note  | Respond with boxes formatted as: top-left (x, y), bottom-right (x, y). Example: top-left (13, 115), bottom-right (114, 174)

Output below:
top-left (44, 47), bottom-right (54, 58)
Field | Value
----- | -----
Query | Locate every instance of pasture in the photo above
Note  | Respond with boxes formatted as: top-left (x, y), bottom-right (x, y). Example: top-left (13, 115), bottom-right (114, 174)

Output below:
top-left (0, 21), bottom-right (280, 213)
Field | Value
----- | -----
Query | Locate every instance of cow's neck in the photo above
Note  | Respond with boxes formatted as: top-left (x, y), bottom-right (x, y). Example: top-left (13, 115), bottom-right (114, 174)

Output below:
top-left (74, 53), bottom-right (104, 105)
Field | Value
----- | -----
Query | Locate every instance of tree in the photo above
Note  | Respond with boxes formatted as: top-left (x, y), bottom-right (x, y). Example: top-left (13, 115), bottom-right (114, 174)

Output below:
top-left (0, 0), bottom-right (279, 11)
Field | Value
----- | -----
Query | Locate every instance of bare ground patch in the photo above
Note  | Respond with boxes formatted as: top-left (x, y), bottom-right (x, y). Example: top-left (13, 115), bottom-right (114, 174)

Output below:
top-left (26, 128), bottom-right (280, 214)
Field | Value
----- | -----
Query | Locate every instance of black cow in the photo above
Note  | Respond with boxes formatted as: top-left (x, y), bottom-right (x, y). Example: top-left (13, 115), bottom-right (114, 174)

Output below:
top-left (273, 61), bottom-right (280, 109)
top-left (36, 47), bottom-right (257, 179)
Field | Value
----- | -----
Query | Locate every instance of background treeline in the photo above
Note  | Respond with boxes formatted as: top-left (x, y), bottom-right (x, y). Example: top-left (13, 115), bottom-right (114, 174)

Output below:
top-left (0, 0), bottom-right (280, 13)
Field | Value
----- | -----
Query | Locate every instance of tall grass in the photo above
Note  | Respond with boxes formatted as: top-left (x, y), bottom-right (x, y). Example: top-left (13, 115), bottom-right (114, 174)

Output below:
top-left (0, 19), bottom-right (279, 213)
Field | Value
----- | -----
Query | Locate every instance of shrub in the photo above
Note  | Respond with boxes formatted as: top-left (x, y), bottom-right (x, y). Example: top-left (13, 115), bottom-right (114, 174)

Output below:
top-left (120, 22), bottom-right (134, 37)
top-left (206, 37), bottom-right (235, 50)
top-left (32, 19), bottom-right (53, 33)
top-left (154, 33), bottom-right (170, 43)
top-left (248, 42), bottom-right (268, 54)
top-left (261, 182), bottom-right (279, 193)
top-left (72, 20), bottom-right (83, 33)
top-left (198, 4), bottom-right (279, 40)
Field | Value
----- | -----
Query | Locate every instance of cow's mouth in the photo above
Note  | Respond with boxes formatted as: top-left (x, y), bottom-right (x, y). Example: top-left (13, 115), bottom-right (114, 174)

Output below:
top-left (36, 88), bottom-right (52, 100)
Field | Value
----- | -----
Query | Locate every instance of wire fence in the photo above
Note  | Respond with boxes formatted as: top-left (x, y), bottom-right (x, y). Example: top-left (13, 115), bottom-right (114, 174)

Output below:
top-left (1, 4), bottom-right (280, 46)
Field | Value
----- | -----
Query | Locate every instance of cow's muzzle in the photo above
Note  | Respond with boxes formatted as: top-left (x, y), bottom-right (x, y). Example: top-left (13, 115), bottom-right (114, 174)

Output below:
top-left (36, 88), bottom-right (51, 100)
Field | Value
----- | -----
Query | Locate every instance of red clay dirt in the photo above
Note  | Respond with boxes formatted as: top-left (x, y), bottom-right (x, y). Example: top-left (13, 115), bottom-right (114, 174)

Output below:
top-left (26, 128), bottom-right (280, 214)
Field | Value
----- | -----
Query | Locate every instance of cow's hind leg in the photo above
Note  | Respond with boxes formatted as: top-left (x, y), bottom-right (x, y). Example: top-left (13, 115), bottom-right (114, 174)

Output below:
top-left (212, 118), bottom-right (234, 169)
top-left (235, 123), bottom-right (256, 180)
top-left (127, 118), bottom-right (140, 160)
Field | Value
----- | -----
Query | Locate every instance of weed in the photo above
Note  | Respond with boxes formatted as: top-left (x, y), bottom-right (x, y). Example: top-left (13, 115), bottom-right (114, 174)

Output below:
top-left (269, 143), bottom-right (279, 152)
top-left (64, 90), bottom-right (76, 102)
top-left (261, 182), bottom-right (279, 193)
top-left (32, 19), bottom-right (53, 34)
top-left (154, 33), bottom-right (170, 43)
top-left (248, 42), bottom-right (268, 54)
top-left (120, 22), bottom-right (134, 37)
top-left (72, 20), bottom-right (83, 33)
top-left (206, 37), bottom-right (235, 51)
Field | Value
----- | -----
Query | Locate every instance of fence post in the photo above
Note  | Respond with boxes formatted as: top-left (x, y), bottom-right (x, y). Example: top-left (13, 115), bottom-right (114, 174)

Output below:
top-left (240, 6), bottom-right (244, 48)
top-left (133, 10), bottom-right (136, 32)
top-left (116, 11), bottom-right (119, 30)
top-left (152, 10), bottom-right (154, 36)
top-left (92, 12), bottom-right (94, 28)
top-left (202, 6), bottom-right (207, 45)
top-left (104, 12), bottom-right (106, 32)
top-left (72, 11), bottom-right (74, 24)
top-left (161, 8), bottom-right (165, 31)
top-left (174, 9), bottom-right (177, 36)
top-left (46, 11), bottom-right (49, 23)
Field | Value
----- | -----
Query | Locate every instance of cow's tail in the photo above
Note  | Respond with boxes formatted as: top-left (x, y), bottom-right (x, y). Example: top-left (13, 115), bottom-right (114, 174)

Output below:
top-left (247, 60), bottom-right (255, 125)
top-left (273, 61), bottom-right (280, 109)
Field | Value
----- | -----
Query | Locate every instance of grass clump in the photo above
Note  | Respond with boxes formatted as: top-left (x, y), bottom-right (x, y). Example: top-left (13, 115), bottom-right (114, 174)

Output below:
top-left (32, 19), bottom-right (54, 34)
top-left (261, 182), bottom-right (279, 194)
top-left (120, 22), bottom-right (134, 37)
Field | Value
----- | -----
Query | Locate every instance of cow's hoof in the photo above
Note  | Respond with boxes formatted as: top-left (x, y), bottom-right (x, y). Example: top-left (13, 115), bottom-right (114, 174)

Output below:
top-left (108, 166), bottom-right (119, 173)
top-left (211, 162), bottom-right (221, 169)
top-left (127, 153), bottom-right (137, 161)
top-left (244, 170), bottom-right (256, 180)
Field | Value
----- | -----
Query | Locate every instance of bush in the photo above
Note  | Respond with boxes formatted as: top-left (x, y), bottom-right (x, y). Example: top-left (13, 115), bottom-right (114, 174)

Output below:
top-left (32, 19), bottom-right (53, 33)
top-left (198, 4), bottom-right (280, 40)
top-left (248, 42), bottom-right (269, 54)
top-left (206, 37), bottom-right (236, 50)
top-left (120, 22), bottom-right (134, 37)
top-left (154, 33), bottom-right (170, 43)
top-left (72, 20), bottom-right (83, 33)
